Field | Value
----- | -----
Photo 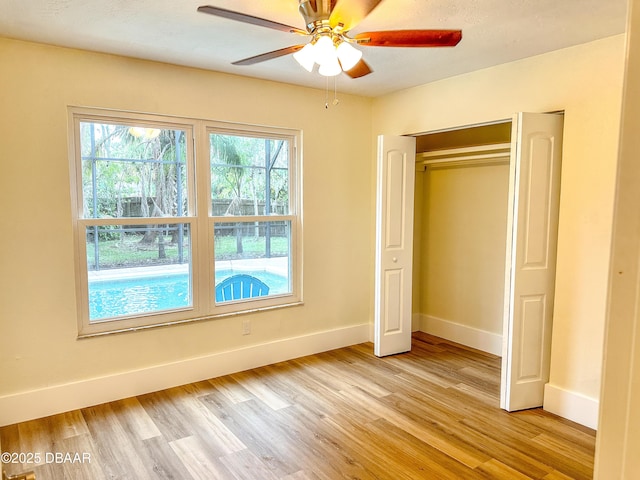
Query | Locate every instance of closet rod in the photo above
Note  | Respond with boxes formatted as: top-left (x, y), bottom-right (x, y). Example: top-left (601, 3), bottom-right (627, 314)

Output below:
top-left (421, 152), bottom-right (510, 166)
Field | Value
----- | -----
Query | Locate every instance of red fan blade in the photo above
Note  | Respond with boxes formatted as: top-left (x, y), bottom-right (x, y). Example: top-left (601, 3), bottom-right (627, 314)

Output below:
top-left (343, 59), bottom-right (372, 78)
top-left (354, 30), bottom-right (462, 47)
top-left (329, 0), bottom-right (384, 32)
top-left (197, 5), bottom-right (307, 35)
top-left (232, 45), bottom-right (305, 66)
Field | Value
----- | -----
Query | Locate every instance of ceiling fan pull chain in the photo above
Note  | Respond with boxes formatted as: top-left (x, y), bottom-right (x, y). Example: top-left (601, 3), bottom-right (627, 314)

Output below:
top-left (324, 76), bottom-right (340, 109)
top-left (325, 76), bottom-right (329, 109)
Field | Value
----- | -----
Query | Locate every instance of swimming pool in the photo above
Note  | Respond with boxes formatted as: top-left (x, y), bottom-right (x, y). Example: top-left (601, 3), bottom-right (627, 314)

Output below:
top-left (89, 269), bottom-right (288, 321)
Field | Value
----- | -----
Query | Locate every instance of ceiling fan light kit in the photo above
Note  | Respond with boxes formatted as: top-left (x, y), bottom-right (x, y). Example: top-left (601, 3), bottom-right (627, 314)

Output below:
top-left (197, 0), bottom-right (462, 79)
top-left (293, 29), bottom-right (363, 76)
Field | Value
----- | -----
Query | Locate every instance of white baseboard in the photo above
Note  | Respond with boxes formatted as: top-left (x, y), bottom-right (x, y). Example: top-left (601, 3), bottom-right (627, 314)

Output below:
top-left (543, 383), bottom-right (600, 430)
top-left (418, 314), bottom-right (503, 356)
top-left (0, 323), bottom-right (370, 427)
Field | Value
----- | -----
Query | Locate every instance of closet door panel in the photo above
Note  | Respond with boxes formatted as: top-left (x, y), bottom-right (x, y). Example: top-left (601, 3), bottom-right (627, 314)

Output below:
top-left (501, 112), bottom-right (564, 412)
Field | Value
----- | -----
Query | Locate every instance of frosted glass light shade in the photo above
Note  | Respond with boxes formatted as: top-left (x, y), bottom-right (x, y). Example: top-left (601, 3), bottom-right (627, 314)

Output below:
top-left (314, 35), bottom-right (337, 65)
top-left (293, 43), bottom-right (315, 72)
top-left (318, 56), bottom-right (342, 76)
top-left (336, 41), bottom-right (362, 71)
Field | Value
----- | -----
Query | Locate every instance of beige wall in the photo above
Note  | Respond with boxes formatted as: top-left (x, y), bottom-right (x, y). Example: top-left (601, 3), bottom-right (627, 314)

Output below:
top-left (416, 163), bottom-right (509, 334)
top-left (373, 35), bottom-right (625, 416)
top-left (0, 38), bottom-right (373, 417)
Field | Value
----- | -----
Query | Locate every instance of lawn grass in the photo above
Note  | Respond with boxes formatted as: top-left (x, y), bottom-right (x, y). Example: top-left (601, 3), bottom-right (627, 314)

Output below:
top-left (87, 233), bottom-right (288, 269)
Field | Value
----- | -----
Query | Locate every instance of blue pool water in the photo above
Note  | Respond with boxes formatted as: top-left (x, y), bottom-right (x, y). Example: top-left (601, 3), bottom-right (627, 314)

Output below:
top-left (89, 269), bottom-right (288, 320)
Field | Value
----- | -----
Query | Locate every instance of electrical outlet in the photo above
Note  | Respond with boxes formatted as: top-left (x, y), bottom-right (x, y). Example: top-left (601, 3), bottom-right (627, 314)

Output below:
top-left (242, 318), bottom-right (251, 335)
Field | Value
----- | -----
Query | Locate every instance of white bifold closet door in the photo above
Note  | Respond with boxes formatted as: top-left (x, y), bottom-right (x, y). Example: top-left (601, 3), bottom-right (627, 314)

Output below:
top-left (500, 112), bottom-right (564, 411)
top-left (374, 134), bottom-right (416, 357)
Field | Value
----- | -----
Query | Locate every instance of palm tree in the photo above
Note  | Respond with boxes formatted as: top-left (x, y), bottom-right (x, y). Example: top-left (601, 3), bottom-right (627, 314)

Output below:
top-left (82, 122), bottom-right (187, 265)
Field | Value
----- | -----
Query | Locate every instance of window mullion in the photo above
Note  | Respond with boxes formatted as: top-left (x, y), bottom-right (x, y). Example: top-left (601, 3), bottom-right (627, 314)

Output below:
top-left (195, 121), bottom-right (214, 314)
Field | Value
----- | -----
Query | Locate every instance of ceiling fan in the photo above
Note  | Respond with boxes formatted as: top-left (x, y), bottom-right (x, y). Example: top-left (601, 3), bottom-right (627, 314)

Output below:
top-left (197, 0), bottom-right (462, 78)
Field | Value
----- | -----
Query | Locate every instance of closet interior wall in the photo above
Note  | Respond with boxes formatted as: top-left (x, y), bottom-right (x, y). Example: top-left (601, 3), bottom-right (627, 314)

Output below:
top-left (413, 122), bottom-right (511, 355)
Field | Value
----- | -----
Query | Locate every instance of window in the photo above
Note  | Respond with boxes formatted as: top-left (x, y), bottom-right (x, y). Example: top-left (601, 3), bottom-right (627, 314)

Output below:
top-left (69, 109), bottom-right (302, 336)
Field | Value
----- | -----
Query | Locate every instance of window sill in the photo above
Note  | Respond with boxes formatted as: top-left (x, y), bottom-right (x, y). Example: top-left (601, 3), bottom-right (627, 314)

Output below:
top-left (76, 301), bottom-right (305, 339)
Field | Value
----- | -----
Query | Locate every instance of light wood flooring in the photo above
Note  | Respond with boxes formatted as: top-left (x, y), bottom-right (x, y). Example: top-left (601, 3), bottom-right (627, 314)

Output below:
top-left (1, 333), bottom-right (596, 479)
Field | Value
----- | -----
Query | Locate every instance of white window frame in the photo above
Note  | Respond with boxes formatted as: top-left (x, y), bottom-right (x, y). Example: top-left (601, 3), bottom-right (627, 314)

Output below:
top-left (68, 107), bottom-right (303, 337)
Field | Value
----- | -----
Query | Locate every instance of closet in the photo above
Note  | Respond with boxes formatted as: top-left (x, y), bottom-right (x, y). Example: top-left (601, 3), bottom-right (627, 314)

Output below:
top-left (413, 121), bottom-right (512, 356)
top-left (409, 113), bottom-right (563, 411)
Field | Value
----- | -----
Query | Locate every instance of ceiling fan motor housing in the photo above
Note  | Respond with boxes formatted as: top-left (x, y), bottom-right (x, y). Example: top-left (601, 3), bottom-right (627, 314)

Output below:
top-left (299, 0), bottom-right (334, 32)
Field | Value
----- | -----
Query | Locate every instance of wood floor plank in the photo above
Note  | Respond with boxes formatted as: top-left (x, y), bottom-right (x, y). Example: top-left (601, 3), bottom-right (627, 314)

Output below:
top-left (179, 379), bottom-right (220, 398)
top-left (453, 381), bottom-right (501, 407)
top-left (136, 389), bottom-right (195, 443)
top-left (230, 369), bottom-right (292, 411)
top-left (207, 376), bottom-right (254, 404)
top-left (200, 396), bottom-right (303, 477)
top-left (314, 349), bottom-right (393, 398)
top-left (6, 462), bottom-right (64, 480)
top-left (274, 407), bottom-right (388, 480)
top-left (51, 409), bottom-right (91, 440)
top-left (261, 363), bottom-right (344, 421)
top-left (140, 435), bottom-right (197, 480)
top-left (0, 334), bottom-right (596, 479)
top-left (455, 417), bottom-right (557, 478)
top-left (218, 449), bottom-right (280, 480)
top-left (337, 385), bottom-right (491, 468)
top-left (262, 405), bottom-right (352, 480)
top-left (515, 408), bottom-right (597, 448)
top-left (58, 433), bottom-right (106, 480)
top-left (532, 431), bottom-right (596, 463)
top-left (110, 396), bottom-right (162, 441)
top-left (169, 435), bottom-right (236, 480)
top-left (527, 432), bottom-right (597, 479)
top-left (475, 459), bottom-right (536, 479)
top-left (287, 354), bottom-right (360, 395)
top-left (81, 402), bottom-right (153, 479)
top-left (285, 359), bottom-right (383, 425)
top-left (324, 413), bottom-right (479, 480)
top-left (280, 470), bottom-right (316, 480)
top-left (173, 386), bottom-right (247, 456)
top-left (16, 417), bottom-right (57, 466)
top-left (543, 470), bottom-right (578, 480)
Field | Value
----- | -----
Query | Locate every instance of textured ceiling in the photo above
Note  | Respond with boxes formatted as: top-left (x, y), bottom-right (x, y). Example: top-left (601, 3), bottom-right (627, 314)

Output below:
top-left (0, 0), bottom-right (628, 97)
